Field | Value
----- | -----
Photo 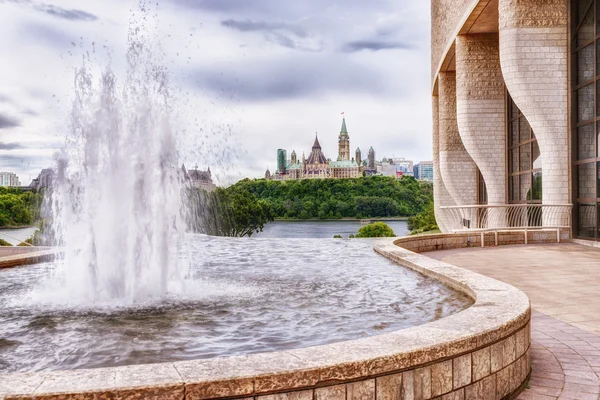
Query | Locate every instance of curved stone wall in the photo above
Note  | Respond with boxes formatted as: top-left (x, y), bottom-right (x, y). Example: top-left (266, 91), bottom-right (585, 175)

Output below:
top-left (456, 34), bottom-right (506, 207)
top-left (498, 0), bottom-right (569, 205)
top-left (431, 0), bottom-right (479, 82)
top-left (439, 71), bottom-right (478, 207)
top-left (433, 95), bottom-right (456, 233)
top-left (0, 237), bottom-right (531, 400)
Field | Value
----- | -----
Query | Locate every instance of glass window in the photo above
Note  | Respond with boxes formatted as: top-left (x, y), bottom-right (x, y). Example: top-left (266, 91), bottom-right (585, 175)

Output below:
top-left (511, 147), bottom-right (519, 173)
top-left (579, 44), bottom-right (595, 84)
top-left (572, 0), bottom-right (600, 239)
top-left (578, 84), bottom-right (595, 122)
top-left (579, 124), bottom-right (596, 160)
top-left (579, 202), bottom-right (596, 238)
top-left (520, 144), bottom-right (531, 172)
top-left (532, 141), bottom-right (542, 170)
top-left (507, 94), bottom-right (541, 204)
top-left (532, 171), bottom-right (543, 201)
top-left (519, 117), bottom-right (531, 142)
top-left (579, 162), bottom-right (596, 199)
top-left (579, 3), bottom-right (595, 46)
top-left (520, 173), bottom-right (532, 201)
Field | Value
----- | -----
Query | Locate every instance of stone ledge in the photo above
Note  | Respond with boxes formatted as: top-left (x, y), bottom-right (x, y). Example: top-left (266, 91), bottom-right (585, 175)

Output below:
top-left (0, 237), bottom-right (531, 400)
top-left (0, 247), bottom-right (58, 269)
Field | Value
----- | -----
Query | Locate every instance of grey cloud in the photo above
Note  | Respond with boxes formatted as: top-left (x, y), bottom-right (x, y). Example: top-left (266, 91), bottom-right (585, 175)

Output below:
top-left (21, 21), bottom-right (73, 48)
top-left (192, 56), bottom-right (394, 101)
top-left (221, 19), bottom-right (322, 52)
top-left (35, 4), bottom-right (97, 21)
top-left (0, 143), bottom-right (24, 150)
top-left (343, 40), bottom-right (411, 52)
top-left (0, 141), bottom-right (60, 150)
top-left (0, 114), bottom-right (19, 129)
top-left (221, 19), bottom-right (306, 37)
top-left (173, 0), bottom-right (391, 17)
top-left (1, 0), bottom-right (97, 21)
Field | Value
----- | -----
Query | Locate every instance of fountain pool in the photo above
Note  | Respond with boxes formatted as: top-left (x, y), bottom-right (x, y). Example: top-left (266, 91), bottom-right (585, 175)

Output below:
top-left (0, 237), bottom-right (471, 373)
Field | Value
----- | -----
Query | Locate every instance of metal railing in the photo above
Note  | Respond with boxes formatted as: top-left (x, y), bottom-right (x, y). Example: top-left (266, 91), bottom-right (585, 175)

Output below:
top-left (439, 204), bottom-right (572, 233)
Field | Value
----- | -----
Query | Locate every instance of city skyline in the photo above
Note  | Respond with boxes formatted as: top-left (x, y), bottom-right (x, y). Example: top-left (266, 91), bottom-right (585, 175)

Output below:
top-left (0, 0), bottom-right (432, 186)
top-left (267, 116), bottom-right (429, 178)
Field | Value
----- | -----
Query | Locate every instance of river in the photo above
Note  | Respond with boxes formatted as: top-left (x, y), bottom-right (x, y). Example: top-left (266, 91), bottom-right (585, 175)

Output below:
top-left (253, 220), bottom-right (409, 239)
top-left (0, 227), bottom-right (37, 246)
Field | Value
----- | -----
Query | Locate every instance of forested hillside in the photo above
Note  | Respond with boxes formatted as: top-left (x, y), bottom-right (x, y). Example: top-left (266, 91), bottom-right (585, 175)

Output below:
top-left (231, 176), bottom-right (433, 219)
top-left (0, 187), bottom-right (42, 227)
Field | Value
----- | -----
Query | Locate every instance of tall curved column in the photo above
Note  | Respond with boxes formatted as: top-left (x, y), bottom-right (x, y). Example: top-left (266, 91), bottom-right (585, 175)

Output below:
top-left (433, 95), bottom-right (455, 233)
top-left (456, 34), bottom-right (506, 206)
top-left (439, 72), bottom-right (478, 210)
top-left (499, 0), bottom-right (569, 205)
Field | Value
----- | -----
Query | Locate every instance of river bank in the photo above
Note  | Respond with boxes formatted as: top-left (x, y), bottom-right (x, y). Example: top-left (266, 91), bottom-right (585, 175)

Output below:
top-left (255, 220), bottom-right (409, 239)
top-left (274, 217), bottom-right (409, 222)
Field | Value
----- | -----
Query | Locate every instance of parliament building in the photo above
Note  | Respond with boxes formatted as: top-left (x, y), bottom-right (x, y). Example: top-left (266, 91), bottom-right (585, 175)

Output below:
top-left (267, 118), bottom-right (369, 181)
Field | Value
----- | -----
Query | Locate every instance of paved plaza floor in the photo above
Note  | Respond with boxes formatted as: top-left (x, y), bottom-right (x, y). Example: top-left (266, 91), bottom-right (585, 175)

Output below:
top-left (428, 244), bottom-right (600, 399)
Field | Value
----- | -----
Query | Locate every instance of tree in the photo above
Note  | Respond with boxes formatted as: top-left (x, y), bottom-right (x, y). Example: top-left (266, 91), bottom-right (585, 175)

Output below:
top-left (407, 202), bottom-right (439, 235)
top-left (187, 187), bottom-right (274, 237)
top-left (231, 176), bottom-right (433, 220)
top-left (355, 222), bottom-right (396, 238)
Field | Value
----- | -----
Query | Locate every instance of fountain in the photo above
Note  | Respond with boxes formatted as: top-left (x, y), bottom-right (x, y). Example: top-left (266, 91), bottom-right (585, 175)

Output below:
top-left (46, 4), bottom-right (187, 305)
top-left (0, 0), bottom-right (472, 378)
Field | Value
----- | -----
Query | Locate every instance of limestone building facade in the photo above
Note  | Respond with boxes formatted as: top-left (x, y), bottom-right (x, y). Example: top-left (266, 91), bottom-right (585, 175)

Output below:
top-left (432, 0), bottom-right (600, 240)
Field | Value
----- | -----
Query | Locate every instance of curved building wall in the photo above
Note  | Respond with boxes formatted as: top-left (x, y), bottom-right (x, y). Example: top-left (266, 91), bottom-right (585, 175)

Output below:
top-left (498, 0), bottom-right (569, 205)
top-left (431, 0), bottom-right (478, 81)
top-left (439, 71), bottom-right (478, 207)
top-left (433, 95), bottom-right (456, 233)
top-left (456, 33), bottom-right (506, 206)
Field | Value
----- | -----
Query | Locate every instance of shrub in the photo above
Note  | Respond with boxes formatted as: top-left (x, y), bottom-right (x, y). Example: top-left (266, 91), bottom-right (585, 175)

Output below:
top-left (355, 222), bottom-right (395, 238)
top-left (333, 235), bottom-right (343, 238)
top-left (407, 202), bottom-right (439, 235)
top-left (0, 239), bottom-right (12, 246)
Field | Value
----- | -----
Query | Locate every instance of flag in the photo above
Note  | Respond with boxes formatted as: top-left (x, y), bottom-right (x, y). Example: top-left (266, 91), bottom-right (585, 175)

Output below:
top-left (340, 112), bottom-right (345, 115)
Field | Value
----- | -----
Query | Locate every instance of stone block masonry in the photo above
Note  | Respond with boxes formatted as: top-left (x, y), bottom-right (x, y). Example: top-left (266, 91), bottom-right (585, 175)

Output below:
top-left (433, 95), bottom-right (456, 233)
top-left (438, 72), bottom-right (478, 208)
top-left (456, 33), bottom-right (506, 207)
top-left (499, 0), bottom-right (570, 205)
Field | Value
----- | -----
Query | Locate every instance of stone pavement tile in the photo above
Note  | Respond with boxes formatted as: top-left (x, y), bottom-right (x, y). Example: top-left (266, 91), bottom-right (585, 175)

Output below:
top-left (562, 382), bottom-right (600, 394)
top-left (517, 390), bottom-right (557, 399)
top-left (557, 393), bottom-right (598, 400)
top-left (428, 244), bottom-right (600, 400)
top-left (529, 386), bottom-right (562, 397)
top-left (528, 377), bottom-right (563, 389)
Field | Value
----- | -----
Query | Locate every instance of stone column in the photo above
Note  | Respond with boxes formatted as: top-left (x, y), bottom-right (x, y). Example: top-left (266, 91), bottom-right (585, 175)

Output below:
top-left (439, 72), bottom-right (478, 213)
top-left (499, 0), bottom-right (569, 206)
top-left (433, 95), bottom-right (456, 233)
top-left (456, 34), bottom-right (506, 206)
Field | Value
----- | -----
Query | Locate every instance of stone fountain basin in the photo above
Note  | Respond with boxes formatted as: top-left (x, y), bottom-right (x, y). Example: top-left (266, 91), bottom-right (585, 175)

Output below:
top-left (0, 236), bottom-right (531, 400)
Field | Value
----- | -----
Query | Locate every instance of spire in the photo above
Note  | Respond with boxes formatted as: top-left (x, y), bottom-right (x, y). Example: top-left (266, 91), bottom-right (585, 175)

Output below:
top-left (340, 118), bottom-right (348, 134)
top-left (313, 133), bottom-right (321, 149)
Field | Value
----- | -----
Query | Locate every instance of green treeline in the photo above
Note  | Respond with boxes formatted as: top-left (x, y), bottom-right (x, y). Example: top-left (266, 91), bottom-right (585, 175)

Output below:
top-left (231, 176), bottom-right (433, 219)
top-left (0, 187), bottom-right (42, 227)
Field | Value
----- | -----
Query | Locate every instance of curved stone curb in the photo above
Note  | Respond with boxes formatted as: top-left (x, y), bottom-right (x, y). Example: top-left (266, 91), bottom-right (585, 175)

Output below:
top-left (0, 237), bottom-right (531, 400)
top-left (0, 247), bottom-right (57, 269)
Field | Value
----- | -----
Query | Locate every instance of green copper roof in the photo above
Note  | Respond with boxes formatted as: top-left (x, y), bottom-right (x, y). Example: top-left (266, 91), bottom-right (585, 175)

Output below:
top-left (329, 160), bottom-right (359, 168)
top-left (340, 118), bottom-right (348, 134)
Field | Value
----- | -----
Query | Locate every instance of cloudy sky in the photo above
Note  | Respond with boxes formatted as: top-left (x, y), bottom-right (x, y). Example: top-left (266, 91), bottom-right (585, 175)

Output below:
top-left (0, 0), bottom-right (431, 185)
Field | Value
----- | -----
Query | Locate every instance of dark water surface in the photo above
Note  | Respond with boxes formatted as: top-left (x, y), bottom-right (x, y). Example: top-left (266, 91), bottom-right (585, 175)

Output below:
top-left (255, 220), bottom-right (410, 238)
top-left (0, 235), bottom-right (471, 373)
